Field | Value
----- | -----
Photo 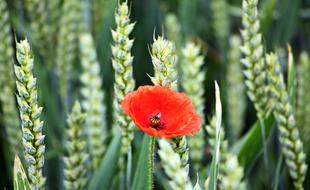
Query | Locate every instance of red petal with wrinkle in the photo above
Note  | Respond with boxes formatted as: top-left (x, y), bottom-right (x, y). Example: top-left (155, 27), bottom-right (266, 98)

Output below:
top-left (121, 85), bottom-right (202, 138)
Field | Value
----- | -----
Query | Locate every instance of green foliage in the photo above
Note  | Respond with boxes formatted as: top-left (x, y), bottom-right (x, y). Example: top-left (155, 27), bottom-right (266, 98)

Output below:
top-left (88, 133), bottom-right (122, 190)
top-left (235, 114), bottom-right (275, 170)
top-left (79, 32), bottom-right (107, 169)
top-left (64, 101), bottom-right (88, 190)
top-left (15, 39), bottom-right (46, 189)
top-left (131, 135), bottom-right (151, 190)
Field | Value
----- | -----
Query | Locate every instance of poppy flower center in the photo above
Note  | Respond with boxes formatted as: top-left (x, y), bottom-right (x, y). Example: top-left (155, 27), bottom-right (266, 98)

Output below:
top-left (149, 112), bottom-right (165, 130)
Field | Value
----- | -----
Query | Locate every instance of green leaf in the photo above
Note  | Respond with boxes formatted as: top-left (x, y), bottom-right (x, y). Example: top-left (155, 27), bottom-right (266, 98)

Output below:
top-left (131, 134), bottom-right (151, 190)
top-left (274, 0), bottom-right (301, 46)
top-left (260, 0), bottom-right (277, 34)
top-left (88, 132), bottom-right (122, 190)
top-left (208, 82), bottom-right (222, 190)
top-left (13, 155), bottom-right (31, 190)
top-left (287, 46), bottom-right (296, 105)
top-left (233, 114), bottom-right (275, 171)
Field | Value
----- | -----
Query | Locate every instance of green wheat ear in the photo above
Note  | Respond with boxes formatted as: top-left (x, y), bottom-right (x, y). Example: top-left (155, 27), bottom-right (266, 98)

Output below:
top-left (111, 1), bottom-right (136, 165)
top-left (0, 0), bottom-right (22, 157)
top-left (64, 101), bottom-right (89, 190)
top-left (158, 139), bottom-right (193, 190)
top-left (24, 0), bottom-right (50, 64)
top-left (15, 39), bottom-right (46, 189)
top-left (164, 13), bottom-right (182, 85)
top-left (241, 0), bottom-right (268, 120)
top-left (79, 32), bottom-right (107, 169)
top-left (296, 52), bottom-right (310, 145)
top-left (211, 0), bottom-right (230, 52)
top-left (150, 35), bottom-right (177, 89)
top-left (181, 42), bottom-right (205, 171)
top-left (226, 35), bottom-right (246, 140)
top-left (56, 0), bottom-right (83, 100)
top-left (266, 53), bottom-right (307, 190)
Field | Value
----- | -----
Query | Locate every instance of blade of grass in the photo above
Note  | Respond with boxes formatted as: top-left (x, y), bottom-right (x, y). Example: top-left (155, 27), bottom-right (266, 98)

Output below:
top-left (208, 82), bottom-right (222, 190)
top-left (273, 153), bottom-right (284, 190)
top-left (233, 114), bottom-right (275, 171)
top-left (13, 155), bottom-right (31, 190)
top-left (131, 135), bottom-right (151, 190)
top-left (88, 132), bottom-right (122, 190)
top-left (260, 0), bottom-right (277, 35)
top-left (287, 45), bottom-right (296, 105)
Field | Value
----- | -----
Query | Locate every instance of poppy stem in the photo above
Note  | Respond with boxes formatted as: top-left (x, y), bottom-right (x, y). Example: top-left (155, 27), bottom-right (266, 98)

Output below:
top-left (149, 137), bottom-right (156, 190)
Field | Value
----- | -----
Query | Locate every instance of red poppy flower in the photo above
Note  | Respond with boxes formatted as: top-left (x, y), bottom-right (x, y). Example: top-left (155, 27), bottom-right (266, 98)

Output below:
top-left (121, 85), bottom-right (202, 138)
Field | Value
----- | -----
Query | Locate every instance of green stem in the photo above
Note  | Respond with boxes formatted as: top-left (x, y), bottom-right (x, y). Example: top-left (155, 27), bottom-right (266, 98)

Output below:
top-left (259, 117), bottom-right (271, 184)
top-left (259, 117), bottom-right (268, 168)
top-left (126, 145), bottom-right (132, 190)
top-left (149, 137), bottom-right (156, 190)
top-left (273, 153), bottom-right (283, 190)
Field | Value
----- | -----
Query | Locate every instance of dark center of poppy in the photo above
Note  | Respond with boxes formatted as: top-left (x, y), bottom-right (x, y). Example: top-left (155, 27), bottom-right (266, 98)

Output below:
top-left (149, 112), bottom-right (165, 130)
